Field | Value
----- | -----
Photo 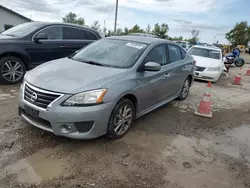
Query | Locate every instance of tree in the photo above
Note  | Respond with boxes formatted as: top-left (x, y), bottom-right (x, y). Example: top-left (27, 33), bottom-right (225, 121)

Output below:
top-left (106, 30), bottom-right (113, 37)
top-left (124, 27), bottom-right (129, 35)
top-left (129, 24), bottom-right (144, 33)
top-left (91, 20), bottom-right (101, 31)
top-left (145, 24), bottom-right (151, 34)
top-left (152, 23), bottom-right (169, 39)
top-left (116, 28), bottom-right (123, 36)
top-left (226, 21), bottom-right (250, 46)
top-left (169, 36), bottom-right (184, 41)
top-left (62, 12), bottom-right (85, 25)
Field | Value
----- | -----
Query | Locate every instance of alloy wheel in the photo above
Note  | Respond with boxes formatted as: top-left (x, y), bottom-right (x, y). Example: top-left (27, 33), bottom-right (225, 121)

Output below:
top-left (113, 104), bottom-right (133, 136)
top-left (1, 60), bottom-right (24, 82)
top-left (181, 79), bottom-right (190, 99)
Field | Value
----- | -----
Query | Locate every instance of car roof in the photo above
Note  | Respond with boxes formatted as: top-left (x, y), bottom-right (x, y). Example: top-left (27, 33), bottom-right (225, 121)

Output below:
top-left (29, 21), bottom-right (99, 33)
top-left (191, 45), bottom-right (221, 51)
top-left (107, 35), bottom-right (170, 44)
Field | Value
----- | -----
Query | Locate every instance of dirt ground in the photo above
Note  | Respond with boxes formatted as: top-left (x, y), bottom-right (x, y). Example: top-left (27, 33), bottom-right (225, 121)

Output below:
top-left (0, 54), bottom-right (250, 188)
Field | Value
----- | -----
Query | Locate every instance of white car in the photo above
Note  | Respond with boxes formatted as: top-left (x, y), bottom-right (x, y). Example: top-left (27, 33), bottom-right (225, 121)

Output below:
top-left (175, 41), bottom-right (192, 51)
top-left (188, 45), bottom-right (225, 82)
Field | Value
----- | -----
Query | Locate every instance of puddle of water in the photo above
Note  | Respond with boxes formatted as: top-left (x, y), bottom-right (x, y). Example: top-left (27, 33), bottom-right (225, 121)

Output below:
top-left (0, 148), bottom-right (69, 184)
top-left (160, 134), bottom-right (246, 188)
top-left (226, 124), bottom-right (250, 143)
top-left (163, 135), bottom-right (214, 162)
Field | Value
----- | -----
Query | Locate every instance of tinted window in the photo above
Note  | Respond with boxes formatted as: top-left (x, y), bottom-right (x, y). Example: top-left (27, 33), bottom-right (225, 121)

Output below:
top-left (85, 30), bottom-right (98, 40)
top-left (72, 39), bottom-right (147, 68)
top-left (2, 22), bottom-right (43, 37)
top-left (63, 27), bottom-right (86, 40)
top-left (144, 45), bottom-right (167, 66)
top-left (188, 47), bottom-right (221, 60)
top-left (37, 27), bottom-right (63, 40)
top-left (168, 44), bottom-right (182, 63)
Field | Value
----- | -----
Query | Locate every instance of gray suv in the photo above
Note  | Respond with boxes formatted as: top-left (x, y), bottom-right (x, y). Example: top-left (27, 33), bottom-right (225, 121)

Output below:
top-left (18, 36), bottom-right (195, 139)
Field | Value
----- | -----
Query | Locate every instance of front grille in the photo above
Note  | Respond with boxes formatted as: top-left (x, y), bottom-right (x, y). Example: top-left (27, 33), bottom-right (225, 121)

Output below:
top-left (195, 66), bottom-right (206, 72)
top-left (24, 84), bottom-right (61, 109)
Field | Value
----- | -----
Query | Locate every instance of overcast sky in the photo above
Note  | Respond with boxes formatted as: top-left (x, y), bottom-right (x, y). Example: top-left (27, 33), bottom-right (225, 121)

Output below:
top-left (1, 0), bottom-right (250, 44)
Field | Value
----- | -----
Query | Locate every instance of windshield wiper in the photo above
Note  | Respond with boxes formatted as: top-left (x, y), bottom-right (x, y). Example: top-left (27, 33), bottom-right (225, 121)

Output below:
top-left (80, 59), bottom-right (111, 67)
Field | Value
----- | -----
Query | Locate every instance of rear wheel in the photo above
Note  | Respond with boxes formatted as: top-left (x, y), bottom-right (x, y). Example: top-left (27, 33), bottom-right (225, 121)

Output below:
top-left (106, 98), bottom-right (135, 139)
top-left (0, 56), bottom-right (26, 84)
top-left (235, 59), bottom-right (245, 67)
top-left (178, 77), bottom-right (191, 101)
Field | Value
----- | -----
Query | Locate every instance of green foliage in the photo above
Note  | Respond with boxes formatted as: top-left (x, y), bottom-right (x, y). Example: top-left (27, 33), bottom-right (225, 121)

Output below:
top-left (152, 23), bottom-right (169, 39)
top-left (91, 20), bottom-right (101, 31)
top-left (129, 24), bottom-right (144, 33)
top-left (62, 12), bottom-right (85, 25)
top-left (169, 36), bottom-right (184, 41)
top-left (226, 21), bottom-right (250, 46)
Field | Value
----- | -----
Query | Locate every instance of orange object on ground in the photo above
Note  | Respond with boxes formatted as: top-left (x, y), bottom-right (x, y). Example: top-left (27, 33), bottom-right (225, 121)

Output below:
top-left (232, 67), bottom-right (243, 85)
top-left (194, 82), bottom-right (212, 118)
top-left (245, 69), bottom-right (250, 76)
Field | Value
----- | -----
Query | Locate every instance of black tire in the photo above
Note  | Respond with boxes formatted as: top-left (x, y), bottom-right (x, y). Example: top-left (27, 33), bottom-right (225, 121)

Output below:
top-left (235, 59), bottom-right (245, 67)
top-left (178, 77), bottom-right (191, 101)
top-left (0, 56), bottom-right (26, 84)
top-left (106, 98), bottom-right (135, 140)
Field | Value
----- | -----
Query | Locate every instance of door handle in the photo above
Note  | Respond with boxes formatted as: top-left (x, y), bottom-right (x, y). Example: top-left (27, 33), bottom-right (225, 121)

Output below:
top-left (182, 67), bottom-right (187, 71)
top-left (61, 45), bottom-right (66, 48)
top-left (164, 73), bottom-right (171, 78)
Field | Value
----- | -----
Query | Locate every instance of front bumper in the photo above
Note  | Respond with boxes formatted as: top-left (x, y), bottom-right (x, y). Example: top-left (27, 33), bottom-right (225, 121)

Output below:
top-left (194, 70), bottom-right (221, 82)
top-left (18, 83), bottom-right (114, 139)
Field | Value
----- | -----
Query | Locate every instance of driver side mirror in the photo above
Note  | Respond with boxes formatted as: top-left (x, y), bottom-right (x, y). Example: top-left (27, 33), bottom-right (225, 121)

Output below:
top-left (34, 32), bottom-right (48, 43)
top-left (143, 62), bottom-right (161, 71)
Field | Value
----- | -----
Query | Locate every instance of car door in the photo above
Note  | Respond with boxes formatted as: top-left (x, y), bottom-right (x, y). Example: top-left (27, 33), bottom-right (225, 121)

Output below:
top-left (26, 26), bottom-right (64, 67)
top-left (163, 44), bottom-right (190, 98)
top-left (136, 44), bottom-right (172, 112)
top-left (61, 27), bottom-right (99, 57)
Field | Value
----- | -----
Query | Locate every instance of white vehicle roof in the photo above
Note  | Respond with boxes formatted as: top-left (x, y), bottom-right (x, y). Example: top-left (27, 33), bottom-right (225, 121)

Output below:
top-left (191, 45), bottom-right (221, 51)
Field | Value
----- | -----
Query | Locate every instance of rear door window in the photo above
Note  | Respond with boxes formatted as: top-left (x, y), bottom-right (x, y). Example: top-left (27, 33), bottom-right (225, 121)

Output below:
top-left (168, 44), bottom-right (182, 63)
top-left (63, 27), bottom-right (86, 40)
top-left (85, 30), bottom-right (99, 40)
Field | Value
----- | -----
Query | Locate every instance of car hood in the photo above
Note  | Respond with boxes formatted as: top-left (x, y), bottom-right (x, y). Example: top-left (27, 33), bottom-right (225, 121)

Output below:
top-left (192, 55), bottom-right (221, 67)
top-left (26, 58), bottom-right (128, 94)
top-left (0, 34), bottom-right (22, 43)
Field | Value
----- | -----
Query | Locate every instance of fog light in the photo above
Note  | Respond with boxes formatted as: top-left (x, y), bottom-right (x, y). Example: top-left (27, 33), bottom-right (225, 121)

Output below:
top-left (59, 124), bottom-right (72, 133)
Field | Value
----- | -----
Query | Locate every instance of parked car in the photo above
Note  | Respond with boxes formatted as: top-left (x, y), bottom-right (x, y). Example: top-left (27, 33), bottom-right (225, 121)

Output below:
top-left (19, 36), bottom-right (195, 139)
top-left (175, 41), bottom-right (192, 51)
top-left (0, 21), bottom-right (102, 84)
top-left (188, 45), bottom-right (225, 82)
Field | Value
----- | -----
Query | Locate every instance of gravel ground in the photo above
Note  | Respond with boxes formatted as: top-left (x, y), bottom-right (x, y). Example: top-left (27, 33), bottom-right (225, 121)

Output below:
top-left (0, 54), bottom-right (250, 188)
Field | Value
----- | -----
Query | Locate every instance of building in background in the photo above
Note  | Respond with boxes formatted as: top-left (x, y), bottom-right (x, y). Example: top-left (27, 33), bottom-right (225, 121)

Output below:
top-left (0, 4), bottom-right (31, 32)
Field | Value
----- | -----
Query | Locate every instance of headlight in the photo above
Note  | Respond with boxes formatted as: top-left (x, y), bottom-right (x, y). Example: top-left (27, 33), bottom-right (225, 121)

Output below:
top-left (207, 67), bottom-right (220, 71)
top-left (62, 89), bottom-right (107, 106)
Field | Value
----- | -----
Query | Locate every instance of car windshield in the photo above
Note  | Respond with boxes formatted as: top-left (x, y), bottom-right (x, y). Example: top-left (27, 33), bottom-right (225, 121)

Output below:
top-left (176, 42), bottom-right (186, 48)
top-left (1, 22), bottom-right (43, 37)
top-left (72, 39), bottom-right (148, 68)
top-left (188, 47), bottom-right (221, 60)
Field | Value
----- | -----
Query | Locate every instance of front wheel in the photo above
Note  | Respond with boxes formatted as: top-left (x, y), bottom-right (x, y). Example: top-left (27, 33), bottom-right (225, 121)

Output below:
top-left (106, 98), bottom-right (135, 140)
top-left (234, 59), bottom-right (245, 67)
top-left (0, 56), bottom-right (26, 84)
top-left (178, 77), bottom-right (191, 101)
